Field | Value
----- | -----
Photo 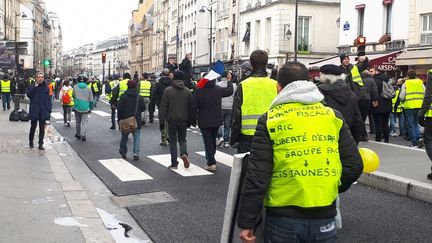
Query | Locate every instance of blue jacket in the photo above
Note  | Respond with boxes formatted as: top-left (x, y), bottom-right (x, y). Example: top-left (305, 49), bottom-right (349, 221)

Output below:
top-left (27, 82), bottom-right (52, 121)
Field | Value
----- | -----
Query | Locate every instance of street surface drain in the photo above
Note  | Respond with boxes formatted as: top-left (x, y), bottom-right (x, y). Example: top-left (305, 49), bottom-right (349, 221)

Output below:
top-left (111, 191), bottom-right (176, 207)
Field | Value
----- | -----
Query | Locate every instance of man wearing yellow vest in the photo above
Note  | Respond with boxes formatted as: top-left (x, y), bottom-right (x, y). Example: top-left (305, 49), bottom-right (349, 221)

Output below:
top-left (90, 77), bottom-right (102, 107)
top-left (391, 78), bottom-right (407, 138)
top-left (237, 62), bottom-right (363, 242)
top-left (339, 53), bottom-right (368, 100)
top-left (400, 71), bottom-right (425, 147)
top-left (106, 74), bottom-right (120, 129)
top-left (230, 50), bottom-right (278, 153)
top-left (138, 73), bottom-right (152, 126)
top-left (110, 73), bottom-right (131, 129)
top-left (0, 75), bottom-right (13, 111)
top-left (419, 69), bottom-right (432, 180)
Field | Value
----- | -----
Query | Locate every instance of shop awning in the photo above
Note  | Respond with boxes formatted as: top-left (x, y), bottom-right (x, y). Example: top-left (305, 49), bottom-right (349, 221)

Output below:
top-left (309, 51), bottom-right (402, 71)
top-left (395, 48), bottom-right (432, 66)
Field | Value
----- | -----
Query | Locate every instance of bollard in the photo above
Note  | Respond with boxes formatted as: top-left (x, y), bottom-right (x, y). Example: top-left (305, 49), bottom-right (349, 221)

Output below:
top-left (220, 153), bottom-right (264, 243)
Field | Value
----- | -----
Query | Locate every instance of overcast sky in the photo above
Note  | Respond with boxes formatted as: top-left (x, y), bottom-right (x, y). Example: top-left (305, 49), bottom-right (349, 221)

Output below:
top-left (44, 0), bottom-right (138, 51)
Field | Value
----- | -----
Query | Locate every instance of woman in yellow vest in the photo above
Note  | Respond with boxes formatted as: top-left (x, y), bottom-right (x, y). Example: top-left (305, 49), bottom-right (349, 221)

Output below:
top-left (60, 80), bottom-right (74, 127)
top-left (238, 62), bottom-right (362, 242)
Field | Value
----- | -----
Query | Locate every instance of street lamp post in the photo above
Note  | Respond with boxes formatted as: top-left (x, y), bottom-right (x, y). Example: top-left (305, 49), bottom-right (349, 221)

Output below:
top-left (199, 6), bottom-right (213, 69)
top-left (156, 29), bottom-right (167, 69)
top-left (14, 12), bottom-right (27, 76)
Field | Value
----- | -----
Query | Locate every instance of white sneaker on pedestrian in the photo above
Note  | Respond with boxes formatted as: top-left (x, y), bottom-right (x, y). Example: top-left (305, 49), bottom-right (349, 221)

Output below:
top-left (391, 132), bottom-right (397, 137)
top-left (204, 164), bottom-right (216, 172)
top-left (216, 138), bottom-right (224, 147)
top-left (223, 142), bottom-right (229, 148)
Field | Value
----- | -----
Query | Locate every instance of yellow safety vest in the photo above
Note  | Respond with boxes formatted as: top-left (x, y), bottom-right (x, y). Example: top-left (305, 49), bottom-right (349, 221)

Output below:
top-left (119, 79), bottom-right (129, 97)
top-left (425, 70), bottom-right (432, 117)
top-left (351, 65), bottom-right (364, 87)
top-left (241, 77), bottom-right (277, 135)
top-left (392, 89), bottom-right (402, 113)
top-left (139, 80), bottom-right (151, 97)
top-left (92, 82), bottom-right (99, 92)
top-left (404, 78), bottom-right (424, 109)
top-left (62, 88), bottom-right (74, 106)
top-left (1, 80), bottom-right (11, 93)
top-left (265, 102), bottom-right (343, 208)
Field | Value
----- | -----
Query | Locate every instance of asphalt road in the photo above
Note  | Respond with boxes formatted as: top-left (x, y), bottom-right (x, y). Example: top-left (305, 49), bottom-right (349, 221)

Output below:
top-left (50, 98), bottom-right (432, 243)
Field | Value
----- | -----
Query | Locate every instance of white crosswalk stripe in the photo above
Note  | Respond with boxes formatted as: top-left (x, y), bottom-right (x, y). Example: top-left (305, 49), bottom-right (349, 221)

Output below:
top-left (51, 110), bottom-right (111, 119)
top-left (51, 112), bottom-right (63, 119)
top-left (92, 110), bottom-right (111, 117)
top-left (148, 154), bottom-right (213, 177)
top-left (99, 159), bottom-right (153, 181)
top-left (196, 151), bottom-right (234, 168)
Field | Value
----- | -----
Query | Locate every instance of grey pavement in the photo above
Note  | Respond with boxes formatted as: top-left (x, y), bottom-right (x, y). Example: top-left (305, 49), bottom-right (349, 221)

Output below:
top-left (0, 110), bottom-right (151, 242)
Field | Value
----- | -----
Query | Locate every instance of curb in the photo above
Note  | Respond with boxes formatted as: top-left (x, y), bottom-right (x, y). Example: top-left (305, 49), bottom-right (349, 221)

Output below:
top-left (358, 171), bottom-right (432, 204)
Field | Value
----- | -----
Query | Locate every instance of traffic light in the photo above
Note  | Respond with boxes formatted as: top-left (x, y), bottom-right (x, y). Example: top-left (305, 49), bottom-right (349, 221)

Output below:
top-left (102, 52), bottom-right (106, 63)
top-left (43, 59), bottom-right (50, 66)
top-left (355, 36), bottom-right (366, 46)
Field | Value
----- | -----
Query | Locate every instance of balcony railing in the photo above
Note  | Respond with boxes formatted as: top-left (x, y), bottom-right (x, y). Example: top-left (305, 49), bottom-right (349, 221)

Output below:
top-left (338, 39), bottom-right (406, 54)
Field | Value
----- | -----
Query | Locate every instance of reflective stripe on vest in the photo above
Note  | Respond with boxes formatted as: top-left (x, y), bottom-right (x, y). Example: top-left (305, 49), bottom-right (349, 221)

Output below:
top-left (241, 77), bottom-right (277, 135)
top-left (265, 102), bottom-right (343, 208)
top-left (119, 79), bottom-right (129, 97)
top-left (139, 80), bottom-right (151, 97)
top-left (1, 80), bottom-right (11, 93)
top-left (392, 89), bottom-right (402, 113)
top-left (351, 65), bottom-right (364, 87)
top-left (92, 82), bottom-right (99, 92)
top-left (404, 78), bottom-right (424, 109)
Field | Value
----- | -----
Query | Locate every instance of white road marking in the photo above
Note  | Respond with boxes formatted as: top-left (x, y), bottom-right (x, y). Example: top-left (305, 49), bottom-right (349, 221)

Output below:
top-left (51, 112), bottom-right (63, 120)
top-left (196, 151), bottom-right (234, 167)
top-left (366, 141), bottom-right (426, 153)
top-left (147, 154), bottom-right (213, 177)
top-left (100, 99), bottom-right (110, 106)
top-left (192, 131), bottom-right (199, 134)
top-left (92, 110), bottom-right (111, 117)
top-left (99, 159), bottom-right (153, 181)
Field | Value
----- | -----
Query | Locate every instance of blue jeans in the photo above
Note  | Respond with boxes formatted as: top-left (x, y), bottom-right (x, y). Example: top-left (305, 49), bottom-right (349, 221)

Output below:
top-left (389, 112), bottom-right (397, 134)
top-left (119, 129), bottom-right (141, 155)
top-left (390, 112), bottom-right (406, 135)
top-left (2, 93), bottom-right (11, 110)
top-left (264, 216), bottom-right (337, 243)
top-left (220, 109), bottom-right (232, 141)
top-left (405, 109), bottom-right (420, 144)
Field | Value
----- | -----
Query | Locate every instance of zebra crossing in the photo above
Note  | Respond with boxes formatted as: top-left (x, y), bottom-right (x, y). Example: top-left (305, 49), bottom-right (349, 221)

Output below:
top-left (50, 110), bottom-right (111, 120)
top-left (100, 150), bottom-right (234, 182)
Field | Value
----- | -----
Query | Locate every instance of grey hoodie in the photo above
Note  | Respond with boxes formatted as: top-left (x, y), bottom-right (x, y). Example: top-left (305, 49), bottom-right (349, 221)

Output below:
top-left (270, 80), bottom-right (324, 108)
top-left (217, 78), bottom-right (237, 110)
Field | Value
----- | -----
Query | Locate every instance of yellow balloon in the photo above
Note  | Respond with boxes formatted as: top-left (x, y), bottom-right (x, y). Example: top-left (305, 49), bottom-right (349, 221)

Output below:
top-left (359, 148), bottom-right (380, 173)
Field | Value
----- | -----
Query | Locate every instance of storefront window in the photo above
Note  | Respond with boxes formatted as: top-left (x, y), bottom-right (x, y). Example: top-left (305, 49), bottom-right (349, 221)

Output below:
top-left (421, 14), bottom-right (432, 45)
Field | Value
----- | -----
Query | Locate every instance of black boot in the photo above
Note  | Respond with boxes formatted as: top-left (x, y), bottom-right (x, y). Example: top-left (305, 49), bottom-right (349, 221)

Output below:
top-left (29, 141), bottom-right (34, 148)
top-left (38, 144), bottom-right (44, 150)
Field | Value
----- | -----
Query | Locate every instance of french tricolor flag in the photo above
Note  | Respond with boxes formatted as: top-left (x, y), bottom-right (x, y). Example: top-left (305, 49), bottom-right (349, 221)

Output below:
top-left (197, 60), bottom-right (225, 89)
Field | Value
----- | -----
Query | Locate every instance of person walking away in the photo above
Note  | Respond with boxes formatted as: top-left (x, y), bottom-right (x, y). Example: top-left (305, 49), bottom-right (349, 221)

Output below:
top-left (1, 75), bottom-right (13, 111)
top-left (399, 71), bottom-right (425, 147)
top-left (73, 76), bottom-right (93, 141)
top-left (60, 80), bottom-right (74, 127)
top-left (216, 71), bottom-right (237, 148)
top-left (237, 62), bottom-right (363, 243)
top-left (48, 78), bottom-right (55, 101)
top-left (159, 71), bottom-right (194, 169)
top-left (419, 69), bottom-right (432, 180)
top-left (138, 73), bottom-right (152, 126)
top-left (359, 70), bottom-right (379, 141)
top-left (193, 71), bottom-right (233, 171)
top-left (110, 72), bottom-right (132, 127)
top-left (27, 72), bottom-right (51, 150)
top-left (106, 74), bottom-right (120, 129)
top-left (392, 78), bottom-right (407, 138)
top-left (148, 74), bottom-right (157, 123)
top-left (91, 77), bottom-right (102, 107)
top-left (230, 50), bottom-right (278, 153)
top-left (318, 64), bottom-right (363, 144)
top-left (153, 69), bottom-right (173, 146)
top-left (368, 68), bottom-right (393, 143)
top-left (118, 80), bottom-right (146, 161)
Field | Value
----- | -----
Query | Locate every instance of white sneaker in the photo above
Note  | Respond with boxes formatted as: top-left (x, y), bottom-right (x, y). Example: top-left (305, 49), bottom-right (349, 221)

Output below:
top-left (223, 142), bottom-right (229, 148)
top-left (391, 132), bottom-right (397, 137)
top-left (204, 164), bottom-right (216, 171)
top-left (216, 138), bottom-right (224, 147)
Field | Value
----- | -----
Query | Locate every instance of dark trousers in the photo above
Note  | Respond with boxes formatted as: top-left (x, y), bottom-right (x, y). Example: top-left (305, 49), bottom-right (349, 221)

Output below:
top-left (111, 106), bottom-right (116, 128)
top-left (29, 120), bottom-right (46, 145)
top-left (373, 113), bottom-right (390, 142)
top-left (168, 121), bottom-right (188, 166)
top-left (201, 127), bottom-right (219, 165)
top-left (149, 99), bottom-right (155, 120)
top-left (63, 105), bottom-right (72, 123)
top-left (2, 93), bottom-right (11, 110)
top-left (424, 123), bottom-right (432, 172)
top-left (358, 99), bottom-right (371, 136)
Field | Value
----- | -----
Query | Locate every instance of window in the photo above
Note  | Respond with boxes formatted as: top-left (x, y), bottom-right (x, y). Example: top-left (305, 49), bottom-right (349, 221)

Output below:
top-left (255, 20), bottom-right (260, 49)
top-left (242, 22), bottom-right (250, 42)
top-left (357, 7), bottom-right (365, 36)
top-left (297, 17), bottom-right (310, 52)
top-left (421, 14), bottom-right (432, 45)
top-left (265, 18), bottom-right (271, 51)
top-left (232, 14), bottom-right (236, 34)
top-left (384, 3), bottom-right (392, 34)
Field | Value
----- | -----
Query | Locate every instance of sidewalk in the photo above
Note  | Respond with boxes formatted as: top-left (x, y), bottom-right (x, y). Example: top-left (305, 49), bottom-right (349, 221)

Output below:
top-left (0, 111), bottom-right (151, 242)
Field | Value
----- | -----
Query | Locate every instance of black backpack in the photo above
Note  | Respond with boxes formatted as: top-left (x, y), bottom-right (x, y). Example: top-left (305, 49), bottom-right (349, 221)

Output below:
top-left (20, 110), bottom-right (29, 122)
top-left (9, 110), bottom-right (20, 122)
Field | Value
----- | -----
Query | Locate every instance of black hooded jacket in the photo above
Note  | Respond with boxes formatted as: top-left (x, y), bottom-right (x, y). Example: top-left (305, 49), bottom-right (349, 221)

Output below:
top-left (117, 88), bottom-right (146, 129)
top-left (153, 76), bottom-right (173, 107)
top-left (371, 72), bottom-right (392, 114)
